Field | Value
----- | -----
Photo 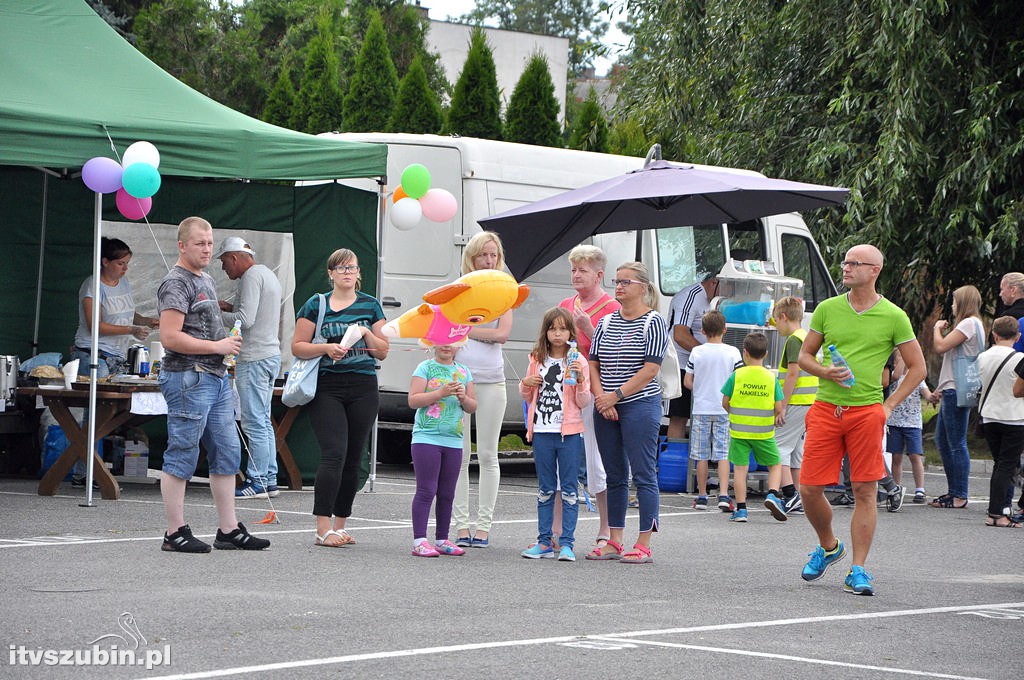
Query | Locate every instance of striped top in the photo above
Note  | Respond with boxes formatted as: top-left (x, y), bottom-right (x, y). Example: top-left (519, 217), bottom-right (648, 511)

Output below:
top-left (297, 291), bottom-right (384, 377)
top-left (590, 310), bottom-right (670, 403)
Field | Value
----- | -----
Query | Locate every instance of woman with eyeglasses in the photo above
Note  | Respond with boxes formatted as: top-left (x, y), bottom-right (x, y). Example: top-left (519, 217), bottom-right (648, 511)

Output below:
top-left (586, 262), bottom-right (670, 564)
top-left (929, 285), bottom-right (985, 509)
top-left (292, 249), bottom-right (389, 548)
top-left (452, 231), bottom-right (512, 548)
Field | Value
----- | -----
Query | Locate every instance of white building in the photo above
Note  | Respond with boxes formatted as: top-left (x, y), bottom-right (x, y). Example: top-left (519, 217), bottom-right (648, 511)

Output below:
top-left (425, 20), bottom-right (570, 123)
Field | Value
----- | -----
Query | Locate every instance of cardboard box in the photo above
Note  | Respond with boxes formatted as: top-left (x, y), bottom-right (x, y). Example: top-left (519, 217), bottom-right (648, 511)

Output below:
top-left (123, 439), bottom-right (149, 478)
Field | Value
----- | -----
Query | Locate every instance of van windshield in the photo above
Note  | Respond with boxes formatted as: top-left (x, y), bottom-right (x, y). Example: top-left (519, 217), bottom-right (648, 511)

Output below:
top-left (655, 221), bottom-right (764, 295)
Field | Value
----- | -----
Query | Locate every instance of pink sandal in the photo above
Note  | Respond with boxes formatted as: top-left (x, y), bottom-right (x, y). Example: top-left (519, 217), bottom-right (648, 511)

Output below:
top-left (585, 539), bottom-right (624, 560)
top-left (619, 543), bottom-right (653, 564)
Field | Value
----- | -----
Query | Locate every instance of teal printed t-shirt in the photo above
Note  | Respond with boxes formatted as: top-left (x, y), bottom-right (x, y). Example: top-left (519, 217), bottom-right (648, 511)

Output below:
top-left (296, 291), bottom-right (384, 377)
top-left (809, 294), bottom-right (916, 406)
top-left (412, 359), bottom-right (473, 448)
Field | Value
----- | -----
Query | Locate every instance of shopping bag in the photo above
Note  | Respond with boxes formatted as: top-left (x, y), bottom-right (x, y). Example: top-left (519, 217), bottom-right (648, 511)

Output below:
top-left (281, 294), bottom-right (327, 408)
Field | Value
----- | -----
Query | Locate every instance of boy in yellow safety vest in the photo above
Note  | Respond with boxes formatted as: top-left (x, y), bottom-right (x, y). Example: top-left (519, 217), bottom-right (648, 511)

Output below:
top-left (772, 297), bottom-right (819, 515)
top-left (721, 332), bottom-right (787, 522)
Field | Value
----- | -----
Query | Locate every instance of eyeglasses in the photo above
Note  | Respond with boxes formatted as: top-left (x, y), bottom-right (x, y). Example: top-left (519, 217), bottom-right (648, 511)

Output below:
top-left (612, 279), bottom-right (642, 287)
top-left (839, 260), bottom-right (880, 269)
top-left (332, 265), bottom-right (360, 273)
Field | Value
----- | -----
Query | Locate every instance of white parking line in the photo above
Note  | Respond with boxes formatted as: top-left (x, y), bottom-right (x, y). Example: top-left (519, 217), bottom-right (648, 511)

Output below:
top-left (136, 601), bottom-right (1024, 680)
top-left (587, 636), bottom-right (989, 680)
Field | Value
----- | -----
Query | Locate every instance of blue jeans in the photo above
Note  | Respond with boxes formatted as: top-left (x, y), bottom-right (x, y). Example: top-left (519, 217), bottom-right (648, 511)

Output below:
top-left (159, 369), bottom-right (240, 480)
top-left (935, 389), bottom-right (970, 498)
top-left (235, 355), bottom-right (280, 487)
top-left (594, 394), bottom-right (662, 532)
top-left (532, 432), bottom-right (583, 549)
top-left (71, 348), bottom-right (118, 479)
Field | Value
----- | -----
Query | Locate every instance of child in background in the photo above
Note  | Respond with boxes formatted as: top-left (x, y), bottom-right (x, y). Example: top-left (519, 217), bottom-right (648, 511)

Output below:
top-left (772, 297), bottom-right (818, 514)
top-left (520, 307), bottom-right (591, 562)
top-left (684, 310), bottom-right (743, 511)
top-left (721, 332), bottom-right (787, 522)
top-left (408, 344), bottom-right (477, 557)
top-left (885, 350), bottom-right (933, 503)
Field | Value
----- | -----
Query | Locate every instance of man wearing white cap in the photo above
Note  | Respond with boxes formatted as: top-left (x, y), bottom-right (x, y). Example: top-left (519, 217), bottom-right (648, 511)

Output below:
top-left (217, 236), bottom-right (284, 499)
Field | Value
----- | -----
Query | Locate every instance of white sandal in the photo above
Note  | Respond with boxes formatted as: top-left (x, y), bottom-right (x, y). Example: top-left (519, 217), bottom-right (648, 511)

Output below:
top-left (314, 530), bottom-right (348, 547)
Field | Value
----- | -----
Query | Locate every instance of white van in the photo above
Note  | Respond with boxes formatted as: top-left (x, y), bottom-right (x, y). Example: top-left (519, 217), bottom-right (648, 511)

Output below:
top-left (321, 133), bottom-right (837, 461)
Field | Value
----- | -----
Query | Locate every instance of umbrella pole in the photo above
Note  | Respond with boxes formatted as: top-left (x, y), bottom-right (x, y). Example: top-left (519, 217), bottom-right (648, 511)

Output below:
top-left (81, 192), bottom-right (102, 508)
top-left (31, 172), bottom-right (49, 358)
top-left (366, 176), bottom-right (387, 494)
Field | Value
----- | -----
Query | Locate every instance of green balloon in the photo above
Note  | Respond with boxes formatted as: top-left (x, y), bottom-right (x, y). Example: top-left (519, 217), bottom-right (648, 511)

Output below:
top-left (401, 163), bottom-right (431, 199)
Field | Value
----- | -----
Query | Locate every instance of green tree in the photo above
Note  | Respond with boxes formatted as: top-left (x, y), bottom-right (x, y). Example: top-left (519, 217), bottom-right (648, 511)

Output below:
top-left (460, 0), bottom-right (610, 76)
top-left (504, 54), bottom-right (562, 146)
top-left (568, 86), bottom-right (607, 152)
top-left (608, 116), bottom-right (651, 158)
top-left (388, 54), bottom-right (443, 134)
top-left (291, 16), bottom-right (344, 134)
top-left (263, 65), bottom-right (296, 128)
top-left (342, 8), bottom-right (399, 132)
top-left (447, 27), bottom-right (503, 140)
top-left (617, 0), bottom-right (1024, 327)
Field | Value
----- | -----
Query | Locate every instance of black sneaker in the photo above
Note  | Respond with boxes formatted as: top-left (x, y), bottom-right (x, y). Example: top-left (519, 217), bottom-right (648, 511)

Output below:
top-left (830, 492), bottom-right (855, 506)
top-left (886, 484), bottom-right (905, 513)
top-left (162, 524), bottom-right (212, 553)
top-left (214, 522), bottom-right (270, 550)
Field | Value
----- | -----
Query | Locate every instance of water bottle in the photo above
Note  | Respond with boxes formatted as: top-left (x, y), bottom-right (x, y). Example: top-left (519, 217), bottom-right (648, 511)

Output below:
top-left (223, 320), bottom-right (242, 367)
top-left (827, 344), bottom-right (855, 388)
top-left (564, 341), bottom-right (580, 385)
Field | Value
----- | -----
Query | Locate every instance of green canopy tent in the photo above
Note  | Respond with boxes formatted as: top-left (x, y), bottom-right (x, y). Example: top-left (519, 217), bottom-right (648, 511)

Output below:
top-left (0, 0), bottom-right (388, 486)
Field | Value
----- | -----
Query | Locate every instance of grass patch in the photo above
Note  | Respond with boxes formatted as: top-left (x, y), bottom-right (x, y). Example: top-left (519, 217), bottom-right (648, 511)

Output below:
top-left (920, 402), bottom-right (990, 467)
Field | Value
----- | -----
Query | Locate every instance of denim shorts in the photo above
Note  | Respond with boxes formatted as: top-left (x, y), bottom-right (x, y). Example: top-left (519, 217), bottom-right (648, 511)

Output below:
top-left (886, 425), bottom-right (923, 455)
top-left (159, 369), bottom-right (240, 479)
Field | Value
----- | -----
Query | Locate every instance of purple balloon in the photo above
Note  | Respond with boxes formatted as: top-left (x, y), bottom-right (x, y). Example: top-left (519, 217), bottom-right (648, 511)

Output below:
top-left (81, 156), bottom-right (123, 194)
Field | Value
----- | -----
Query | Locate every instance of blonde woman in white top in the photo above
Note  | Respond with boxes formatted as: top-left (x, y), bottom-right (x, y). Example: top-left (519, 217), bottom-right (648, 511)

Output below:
top-left (976, 316), bottom-right (1024, 528)
top-left (453, 232), bottom-right (512, 547)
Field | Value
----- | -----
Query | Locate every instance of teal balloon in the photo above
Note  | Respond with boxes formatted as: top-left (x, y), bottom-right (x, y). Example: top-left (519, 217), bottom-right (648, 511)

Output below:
top-left (121, 162), bottom-right (161, 199)
top-left (400, 164), bottom-right (431, 199)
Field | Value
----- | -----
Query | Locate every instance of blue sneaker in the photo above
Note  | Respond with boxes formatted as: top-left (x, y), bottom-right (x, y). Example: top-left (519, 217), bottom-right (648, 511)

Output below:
top-left (765, 493), bottom-right (788, 521)
top-left (801, 539), bottom-right (847, 581)
top-left (729, 508), bottom-right (748, 522)
top-left (844, 565), bottom-right (875, 595)
top-left (557, 546), bottom-right (576, 562)
top-left (693, 496), bottom-right (708, 510)
top-left (266, 484), bottom-right (281, 498)
top-left (521, 543), bottom-right (554, 559)
top-left (235, 481), bottom-right (268, 499)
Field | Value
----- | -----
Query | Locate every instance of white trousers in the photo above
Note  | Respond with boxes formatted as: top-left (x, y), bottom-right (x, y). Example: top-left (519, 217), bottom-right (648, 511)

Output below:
top-left (453, 382), bottom-right (506, 533)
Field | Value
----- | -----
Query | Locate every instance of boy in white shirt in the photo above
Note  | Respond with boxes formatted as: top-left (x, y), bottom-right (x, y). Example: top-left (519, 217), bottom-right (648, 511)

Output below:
top-left (684, 310), bottom-right (743, 511)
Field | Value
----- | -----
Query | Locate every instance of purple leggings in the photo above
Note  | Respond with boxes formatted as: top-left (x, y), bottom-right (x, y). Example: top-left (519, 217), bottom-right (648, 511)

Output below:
top-left (411, 443), bottom-right (462, 541)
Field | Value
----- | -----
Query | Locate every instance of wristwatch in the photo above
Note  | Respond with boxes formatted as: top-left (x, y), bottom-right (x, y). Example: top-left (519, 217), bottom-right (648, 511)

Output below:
top-left (614, 388), bottom-right (624, 400)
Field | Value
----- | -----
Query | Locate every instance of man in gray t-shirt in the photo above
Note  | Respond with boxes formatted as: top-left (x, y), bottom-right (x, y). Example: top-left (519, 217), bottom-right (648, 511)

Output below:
top-left (156, 217), bottom-right (269, 554)
top-left (217, 236), bottom-right (283, 498)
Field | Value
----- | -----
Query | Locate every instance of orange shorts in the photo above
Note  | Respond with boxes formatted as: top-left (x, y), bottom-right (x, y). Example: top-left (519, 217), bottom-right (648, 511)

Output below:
top-left (801, 401), bottom-right (887, 486)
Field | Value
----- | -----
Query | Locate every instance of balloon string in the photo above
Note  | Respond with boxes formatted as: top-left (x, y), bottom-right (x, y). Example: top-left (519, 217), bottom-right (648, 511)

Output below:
top-left (101, 125), bottom-right (123, 164)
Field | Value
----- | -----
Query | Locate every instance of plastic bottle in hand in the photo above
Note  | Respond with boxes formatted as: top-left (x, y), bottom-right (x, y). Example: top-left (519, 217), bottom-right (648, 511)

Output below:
top-left (565, 341), bottom-right (580, 386)
top-left (223, 320), bottom-right (242, 367)
top-left (827, 344), bottom-right (855, 387)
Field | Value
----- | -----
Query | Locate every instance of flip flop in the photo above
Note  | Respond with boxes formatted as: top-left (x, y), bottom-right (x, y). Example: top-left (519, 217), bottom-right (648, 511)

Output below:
top-left (985, 516), bottom-right (1022, 528)
top-left (314, 529), bottom-right (348, 547)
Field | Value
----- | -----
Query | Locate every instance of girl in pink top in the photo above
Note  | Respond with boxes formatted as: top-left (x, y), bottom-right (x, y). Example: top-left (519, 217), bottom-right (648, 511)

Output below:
top-left (519, 308), bottom-right (591, 561)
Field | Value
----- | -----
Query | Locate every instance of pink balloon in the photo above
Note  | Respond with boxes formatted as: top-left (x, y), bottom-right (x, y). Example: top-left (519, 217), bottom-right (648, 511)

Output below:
top-left (116, 188), bottom-right (152, 220)
top-left (419, 188), bottom-right (458, 222)
top-left (82, 156), bottom-right (123, 194)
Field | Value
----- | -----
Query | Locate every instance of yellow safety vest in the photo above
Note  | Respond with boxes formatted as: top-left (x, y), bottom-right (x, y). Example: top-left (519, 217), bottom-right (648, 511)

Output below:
top-left (729, 366), bottom-right (778, 440)
top-left (777, 328), bottom-right (818, 406)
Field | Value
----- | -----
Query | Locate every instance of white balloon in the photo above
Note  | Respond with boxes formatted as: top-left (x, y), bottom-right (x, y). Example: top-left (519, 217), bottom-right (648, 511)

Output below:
top-left (390, 197), bottom-right (422, 231)
top-left (122, 141), bottom-right (160, 169)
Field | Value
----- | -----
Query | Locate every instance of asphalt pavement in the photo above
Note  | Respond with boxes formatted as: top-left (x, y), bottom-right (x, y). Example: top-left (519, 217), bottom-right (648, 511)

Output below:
top-left (0, 461), bottom-right (1020, 679)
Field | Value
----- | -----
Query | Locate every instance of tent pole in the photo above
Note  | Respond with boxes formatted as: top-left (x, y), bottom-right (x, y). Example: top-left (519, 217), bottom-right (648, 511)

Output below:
top-left (366, 176), bottom-right (387, 493)
top-left (31, 172), bottom-right (50, 358)
top-left (81, 192), bottom-right (102, 508)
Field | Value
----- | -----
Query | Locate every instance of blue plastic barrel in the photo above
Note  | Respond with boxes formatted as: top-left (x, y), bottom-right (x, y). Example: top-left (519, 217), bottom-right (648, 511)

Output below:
top-left (658, 439), bottom-right (689, 493)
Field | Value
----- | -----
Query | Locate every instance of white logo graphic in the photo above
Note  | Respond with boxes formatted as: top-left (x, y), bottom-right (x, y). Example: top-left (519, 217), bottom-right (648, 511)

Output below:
top-left (7, 612), bottom-right (171, 670)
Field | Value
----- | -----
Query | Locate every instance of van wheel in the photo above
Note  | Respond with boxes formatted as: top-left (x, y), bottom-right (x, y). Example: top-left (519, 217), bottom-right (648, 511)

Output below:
top-left (375, 429), bottom-right (412, 465)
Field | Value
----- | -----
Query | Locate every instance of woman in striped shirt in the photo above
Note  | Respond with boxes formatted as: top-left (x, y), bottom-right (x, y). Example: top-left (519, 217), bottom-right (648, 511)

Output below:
top-left (586, 262), bottom-right (669, 564)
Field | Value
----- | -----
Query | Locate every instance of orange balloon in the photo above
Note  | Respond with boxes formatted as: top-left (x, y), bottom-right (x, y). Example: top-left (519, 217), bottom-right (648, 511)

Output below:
top-left (393, 185), bottom-right (408, 203)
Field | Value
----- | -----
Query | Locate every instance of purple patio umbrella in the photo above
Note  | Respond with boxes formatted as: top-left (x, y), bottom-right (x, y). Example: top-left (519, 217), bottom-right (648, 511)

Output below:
top-left (479, 159), bottom-right (849, 280)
